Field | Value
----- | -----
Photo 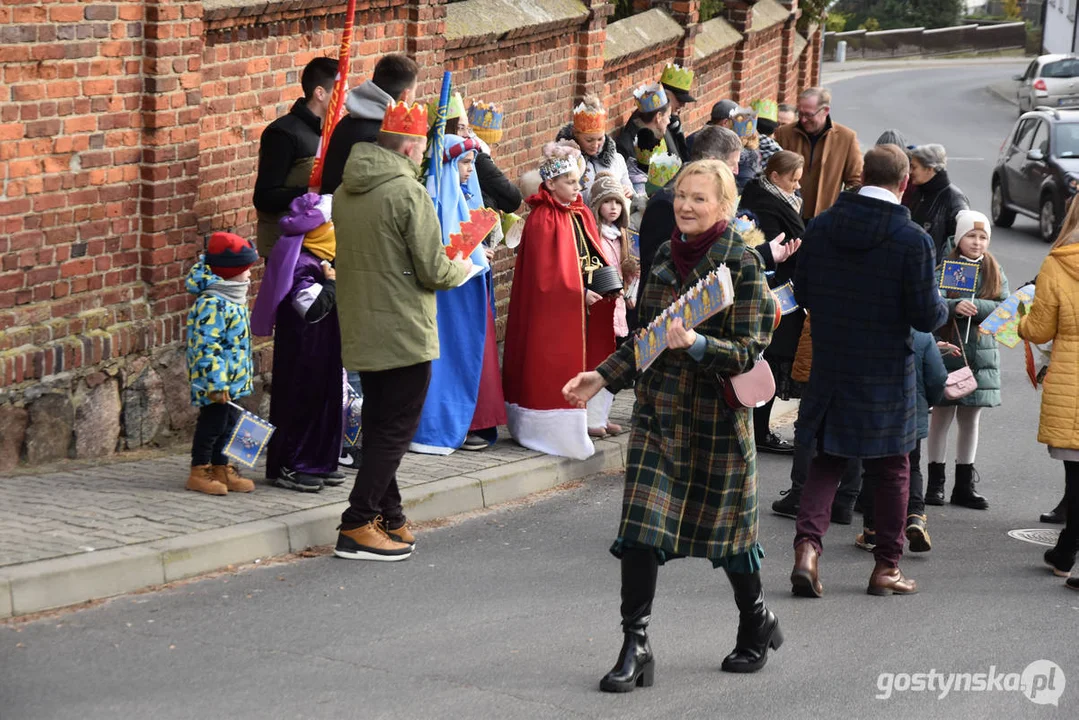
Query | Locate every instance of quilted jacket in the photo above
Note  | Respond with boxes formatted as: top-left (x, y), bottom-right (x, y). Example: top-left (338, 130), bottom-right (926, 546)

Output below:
top-left (185, 259), bottom-right (254, 407)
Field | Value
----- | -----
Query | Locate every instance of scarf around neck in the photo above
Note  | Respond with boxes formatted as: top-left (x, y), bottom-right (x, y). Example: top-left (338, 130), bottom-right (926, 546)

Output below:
top-left (204, 278), bottom-right (250, 306)
top-left (759, 175), bottom-right (803, 215)
top-left (670, 220), bottom-right (728, 281)
top-left (302, 221), bottom-right (336, 262)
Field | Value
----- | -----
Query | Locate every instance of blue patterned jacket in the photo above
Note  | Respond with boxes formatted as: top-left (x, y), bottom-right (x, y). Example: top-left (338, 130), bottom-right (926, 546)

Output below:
top-left (185, 258), bottom-right (254, 407)
top-left (794, 191), bottom-right (948, 458)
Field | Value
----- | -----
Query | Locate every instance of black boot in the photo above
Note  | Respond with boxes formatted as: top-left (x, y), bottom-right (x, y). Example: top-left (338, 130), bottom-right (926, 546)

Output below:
top-left (721, 570), bottom-right (783, 673)
top-left (925, 462), bottom-right (946, 506)
top-left (951, 463), bottom-right (989, 510)
top-left (600, 549), bottom-right (658, 693)
top-left (773, 440), bottom-right (809, 518)
top-left (1041, 495), bottom-right (1067, 524)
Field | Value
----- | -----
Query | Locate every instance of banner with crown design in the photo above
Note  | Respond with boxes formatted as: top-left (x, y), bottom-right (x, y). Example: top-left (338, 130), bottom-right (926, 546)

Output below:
top-left (445, 207), bottom-right (499, 260)
top-left (979, 283), bottom-right (1034, 348)
top-left (634, 265), bottom-right (734, 371)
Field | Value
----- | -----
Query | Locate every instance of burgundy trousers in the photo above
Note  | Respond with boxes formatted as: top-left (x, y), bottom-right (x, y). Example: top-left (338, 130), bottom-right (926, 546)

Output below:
top-left (795, 452), bottom-right (910, 567)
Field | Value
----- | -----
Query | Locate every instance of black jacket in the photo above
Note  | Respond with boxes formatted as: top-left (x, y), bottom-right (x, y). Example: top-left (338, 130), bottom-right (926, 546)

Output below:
top-left (910, 170), bottom-right (969, 261)
top-left (476, 153), bottom-right (522, 212)
top-left (615, 114), bottom-right (683, 165)
top-left (319, 114), bottom-right (381, 195)
top-left (634, 182), bottom-right (678, 329)
top-left (740, 178), bottom-right (807, 359)
top-left (253, 99), bottom-right (322, 214)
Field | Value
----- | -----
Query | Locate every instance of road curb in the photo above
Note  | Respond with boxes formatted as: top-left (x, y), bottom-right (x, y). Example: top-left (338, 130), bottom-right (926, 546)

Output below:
top-left (1, 435), bottom-right (630, 619)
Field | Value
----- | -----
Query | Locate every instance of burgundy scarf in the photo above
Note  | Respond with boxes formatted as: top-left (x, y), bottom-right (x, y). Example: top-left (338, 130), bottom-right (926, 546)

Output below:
top-left (670, 220), bottom-right (728, 281)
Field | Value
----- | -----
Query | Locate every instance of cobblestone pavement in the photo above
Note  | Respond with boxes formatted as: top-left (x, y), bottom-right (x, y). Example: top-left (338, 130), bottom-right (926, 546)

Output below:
top-left (0, 395), bottom-right (635, 569)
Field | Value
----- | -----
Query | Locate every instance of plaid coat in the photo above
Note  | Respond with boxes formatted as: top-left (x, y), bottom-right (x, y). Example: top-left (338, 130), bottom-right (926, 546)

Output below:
top-left (597, 226), bottom-right (776, 562)
top-left (794, 191), bottom-right (948, 459)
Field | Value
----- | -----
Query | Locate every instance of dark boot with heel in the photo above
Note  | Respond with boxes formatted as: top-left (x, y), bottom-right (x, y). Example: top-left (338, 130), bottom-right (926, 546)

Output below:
top-left (951, 463), bottom-right (989, 510)
top-left (1041, 495), bottom-right (1067, 524)
top-left (925, 462), bottom-right (946, 506)
top-left (721, 570), bottom-right (783, 673)
top-left (600, 549), bottom-right (658, 693)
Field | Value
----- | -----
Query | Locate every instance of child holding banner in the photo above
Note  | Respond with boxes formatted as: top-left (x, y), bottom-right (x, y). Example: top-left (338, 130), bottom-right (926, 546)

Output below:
top-left (927, 210), bottom-right (1009, 510)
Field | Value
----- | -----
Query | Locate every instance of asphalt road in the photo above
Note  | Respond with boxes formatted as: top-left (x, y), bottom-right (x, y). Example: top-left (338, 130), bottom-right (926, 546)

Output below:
top-left (3, 63), bottom-right (1078, 719)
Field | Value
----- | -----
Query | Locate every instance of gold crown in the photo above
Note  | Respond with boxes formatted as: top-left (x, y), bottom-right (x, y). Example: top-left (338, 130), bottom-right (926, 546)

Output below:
top-left (660, 63), bottom-right (694, 92)
top-left (573, 102), bottom-right (607, 134)
top-left (381, 101), bottom-right (428, 138)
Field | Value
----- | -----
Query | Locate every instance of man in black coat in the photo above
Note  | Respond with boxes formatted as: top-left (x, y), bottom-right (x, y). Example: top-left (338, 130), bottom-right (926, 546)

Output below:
top-left (253, 57), bottom-right (337, 258)
top-left (318, 54), bottom-right (420, 196)
top-left (790, 145), bottom-right (948, 599)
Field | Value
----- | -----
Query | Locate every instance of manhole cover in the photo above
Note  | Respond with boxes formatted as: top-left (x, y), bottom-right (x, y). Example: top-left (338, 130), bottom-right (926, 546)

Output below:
top-left (1008, 528), bottom-right (1061, 547)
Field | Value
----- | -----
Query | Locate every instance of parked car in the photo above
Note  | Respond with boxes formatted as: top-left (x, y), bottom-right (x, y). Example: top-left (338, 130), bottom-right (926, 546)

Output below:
top-left (991, 107), bottom-right (1079, 242)
top-left (1015, 55), bottom-right (1079, 114)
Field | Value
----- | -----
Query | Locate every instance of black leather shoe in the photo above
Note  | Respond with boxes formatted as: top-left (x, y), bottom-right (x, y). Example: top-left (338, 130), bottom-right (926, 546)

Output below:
top-left (925, 463), bottom-right (946, 506)
top-left (1041, 496), bottom-right (1067, 524)
top-left (772, 490), bottom-right (800, 518)
top-left (950, 464), bottom-right (988, 510)
top-left (757, 432), bottom-right (794, 454)
top-left (722, 570), bottom-right (783, 673)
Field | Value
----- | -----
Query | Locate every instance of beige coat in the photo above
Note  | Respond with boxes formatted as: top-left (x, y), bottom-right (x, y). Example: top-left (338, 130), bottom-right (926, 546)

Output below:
top-left (774, 118), bottom-right (863, 220)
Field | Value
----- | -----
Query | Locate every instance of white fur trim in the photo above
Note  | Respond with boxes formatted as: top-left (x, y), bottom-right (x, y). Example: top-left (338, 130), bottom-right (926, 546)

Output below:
top-left (586, 388), bottom-right (614, 429)
top-left (505, 403), bottom-right (595, 460)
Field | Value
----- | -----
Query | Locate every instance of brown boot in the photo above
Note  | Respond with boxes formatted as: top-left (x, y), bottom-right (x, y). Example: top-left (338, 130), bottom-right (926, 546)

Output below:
top-left (212, 464), bottom-right (255, 493)
top-left (334, 517), bottom-right (412, 561)
top-left (790, 541), bottom-right (823, 598)
top-left (867, 561), bottom-right (918, 596)
top-left (382, 519), bottom-right (416, 546)
top-left (187, 465), bottom-right (227, 496)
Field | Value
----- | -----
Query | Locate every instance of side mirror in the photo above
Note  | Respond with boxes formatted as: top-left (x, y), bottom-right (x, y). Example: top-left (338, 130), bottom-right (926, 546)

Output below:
top-left (1028, 148), bottom-right (1046, 161)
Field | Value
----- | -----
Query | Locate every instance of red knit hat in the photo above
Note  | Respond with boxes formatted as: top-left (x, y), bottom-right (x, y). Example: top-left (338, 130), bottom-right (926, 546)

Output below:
top-left (206, 232), bottom-right (258, 279)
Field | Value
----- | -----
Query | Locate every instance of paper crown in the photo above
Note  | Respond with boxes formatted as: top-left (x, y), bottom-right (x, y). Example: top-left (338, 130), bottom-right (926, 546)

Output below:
top-left (634, 83), bottom-right (669, 113)
top-left (573, 101), bottom-right (607, 135)
top-left (733, 110), bottom-right (757, 138)
top-left (468, 101), bottom-right (504, 144)
top-left (444, 136), bottom-right (480, 162)
top-left (751, 98), bottom-right (778, 122)
top-left (646, 152), bottom-right (682, 190)
top-left (427, 92), bottom-right (466, 127)
top-left (660, 63), bottom-right (694, 92)
top-left (539, 156), bottom-right (577, 181)
top-left (382, 101), bottom-right (428, 138)
top-left (635, 136), bottom-right (668, 167)
top-left (445, 207), bottom-right (499, 260)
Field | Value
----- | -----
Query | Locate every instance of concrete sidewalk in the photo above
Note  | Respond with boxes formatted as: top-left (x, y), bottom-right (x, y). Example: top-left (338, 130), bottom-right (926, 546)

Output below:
top-left (0, 394), bottom-right (797, 619)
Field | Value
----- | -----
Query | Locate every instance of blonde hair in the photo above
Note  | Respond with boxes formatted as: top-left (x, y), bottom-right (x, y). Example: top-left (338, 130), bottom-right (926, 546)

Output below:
top-left (1054, 196), bottom-right (1079, 248)
top-left (674, 159), bottom-right (738, 218)
top-left (742, 132), bottom-right (760, 151)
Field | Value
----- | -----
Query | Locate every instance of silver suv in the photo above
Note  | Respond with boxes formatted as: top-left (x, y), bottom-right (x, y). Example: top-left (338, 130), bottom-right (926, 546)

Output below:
top-left (1016, 55), bottom-right (1079, 114)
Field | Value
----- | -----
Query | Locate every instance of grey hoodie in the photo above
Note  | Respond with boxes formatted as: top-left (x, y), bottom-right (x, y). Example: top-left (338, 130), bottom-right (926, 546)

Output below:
top-left (346, 80), bottom-right (393, 120)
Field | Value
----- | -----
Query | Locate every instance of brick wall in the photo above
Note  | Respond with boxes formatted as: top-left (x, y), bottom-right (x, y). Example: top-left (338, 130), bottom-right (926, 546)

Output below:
top-left (0, 0), bottom-right (821, 469)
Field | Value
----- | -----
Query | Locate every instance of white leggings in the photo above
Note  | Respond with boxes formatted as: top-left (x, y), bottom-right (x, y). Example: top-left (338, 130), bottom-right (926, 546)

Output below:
top-left (927, 405), bottom-right (983, 465)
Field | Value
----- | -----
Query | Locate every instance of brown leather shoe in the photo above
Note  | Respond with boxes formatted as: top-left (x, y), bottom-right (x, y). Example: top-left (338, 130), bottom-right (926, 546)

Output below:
top-left (790, 541), bottom-right (823, 598)
top-left (867, 561), bottom-right (918, 596)
top-left (212, 464), bottom-right (255, 493)
top-left (334, 518), bottom-right (412, 561)
top-left (382, 519), bottom-right (415, 546)
top-left (187, 465), bottom-right (227, 496)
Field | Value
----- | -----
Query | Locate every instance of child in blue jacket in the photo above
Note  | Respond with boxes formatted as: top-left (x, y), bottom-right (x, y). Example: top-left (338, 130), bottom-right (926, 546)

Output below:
top-left (185, 232), bottom-right (259, 496)
top-left (857, 329), bottom-right (950, 552)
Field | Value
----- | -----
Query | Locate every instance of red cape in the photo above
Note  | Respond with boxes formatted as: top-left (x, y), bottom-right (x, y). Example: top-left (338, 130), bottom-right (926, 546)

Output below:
top-left (503, 186), bottom-right (617, 411)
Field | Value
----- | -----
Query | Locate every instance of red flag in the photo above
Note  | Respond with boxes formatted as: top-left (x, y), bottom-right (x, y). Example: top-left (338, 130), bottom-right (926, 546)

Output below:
top-left (308, 0), bottom-right (357, 192)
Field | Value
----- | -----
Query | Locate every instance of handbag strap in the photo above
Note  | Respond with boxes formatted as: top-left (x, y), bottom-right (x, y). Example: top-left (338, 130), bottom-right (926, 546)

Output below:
top-left (950, 318), bottom-right (970, 367)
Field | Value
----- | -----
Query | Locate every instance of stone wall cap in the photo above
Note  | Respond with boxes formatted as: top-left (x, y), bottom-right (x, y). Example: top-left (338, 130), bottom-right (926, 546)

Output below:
top-left (445, 0), bottom-right (589, 42)
top-left (694, 16), bottom-right (742, 59)
top-left (604, 8), bottom-right (683, 62)
top-left (794, 31), bottom-right (807, 56)
top-left (753, 0), bottom-right (791, 32)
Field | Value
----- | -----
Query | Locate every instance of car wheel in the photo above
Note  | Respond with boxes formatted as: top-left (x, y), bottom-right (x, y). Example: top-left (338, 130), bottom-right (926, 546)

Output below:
top-left (1040, 193), bottom-right (1061, 243)
top-left (991, 181), bottom-right (1016, 228)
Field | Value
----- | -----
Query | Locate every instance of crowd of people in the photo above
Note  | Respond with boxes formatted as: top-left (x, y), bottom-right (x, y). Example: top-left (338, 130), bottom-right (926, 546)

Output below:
top-left (179, 52), bottom-right (1079, 690)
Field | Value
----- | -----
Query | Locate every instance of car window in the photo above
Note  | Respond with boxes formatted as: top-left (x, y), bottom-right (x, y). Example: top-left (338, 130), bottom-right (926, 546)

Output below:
top-left (1056, 123), bottom-right (1079, 157)
top-left (1013, 118), bottom-right (1038, 149)
top-left (1040, 59), bottom-right (1079, 78)
top-left (1023, 60), bottom-right (1038, 80)
top-left (1030, 121), bottom-right (1050, 155)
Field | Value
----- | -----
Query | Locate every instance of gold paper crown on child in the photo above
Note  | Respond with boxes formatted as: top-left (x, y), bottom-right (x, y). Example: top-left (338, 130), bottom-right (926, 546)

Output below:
top-left (382, 101), bottom-right (428, 138)
top-left (647, 152), bottom-right (682, 189)
top-left (660, 63), bottom-right (694, 92)
top-left (467, 100), bottom-right (504, 144)
top-left (635, 136), bottom-right (668, 166)
top-left (539, 156), bottom-right (577, 181)
top-left (573, 101), bottom-right (607, 134)
top-left (751, 98), bottom-right (778, 122)
top-left (633, 83), bottom-right (669, 113)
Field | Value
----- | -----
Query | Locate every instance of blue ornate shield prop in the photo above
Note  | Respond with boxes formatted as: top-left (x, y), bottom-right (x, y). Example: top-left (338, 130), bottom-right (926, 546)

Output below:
top-left (223, 407), bottom-right (275, 469)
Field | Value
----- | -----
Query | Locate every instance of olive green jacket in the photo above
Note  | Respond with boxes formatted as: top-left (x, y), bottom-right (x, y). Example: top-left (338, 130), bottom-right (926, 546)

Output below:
top-left (332, 142), bottom-right (468, 372)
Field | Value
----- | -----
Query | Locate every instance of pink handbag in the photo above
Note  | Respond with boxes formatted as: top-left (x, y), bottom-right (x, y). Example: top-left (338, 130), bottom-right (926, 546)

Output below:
top-left (723, 355), bottom-right (776, 409)
top-left (943, 321), bottom-right (977, 401)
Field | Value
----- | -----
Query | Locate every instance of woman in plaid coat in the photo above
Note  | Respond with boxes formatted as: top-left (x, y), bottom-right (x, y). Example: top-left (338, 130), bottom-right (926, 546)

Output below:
top-left (564, 160), bottom-right (780, 692)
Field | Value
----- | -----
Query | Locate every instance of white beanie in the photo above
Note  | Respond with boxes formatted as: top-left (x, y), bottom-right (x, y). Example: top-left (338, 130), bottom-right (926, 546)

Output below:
top-left (954, 210), bottom-right (991, 245)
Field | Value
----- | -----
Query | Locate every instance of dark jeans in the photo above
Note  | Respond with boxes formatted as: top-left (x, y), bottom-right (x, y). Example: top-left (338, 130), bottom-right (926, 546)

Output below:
top-left (796, 452), bottom-right (910, 567)
top-left (1056, 460), bottom-right (1079, 556)
top-left (191, 403), bottom-right (240, 467)
top-left (341, 362), bottom-right (432, 529)
top-left (861, 441), bottom-right (924, 527)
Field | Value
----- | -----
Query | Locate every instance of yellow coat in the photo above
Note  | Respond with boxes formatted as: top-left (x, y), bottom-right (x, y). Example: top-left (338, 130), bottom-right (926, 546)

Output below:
top-left (1018, 244), bottom-right (1079, 449)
